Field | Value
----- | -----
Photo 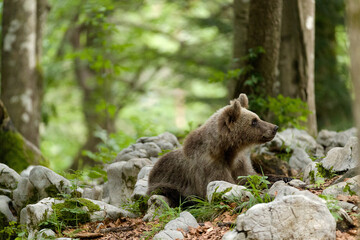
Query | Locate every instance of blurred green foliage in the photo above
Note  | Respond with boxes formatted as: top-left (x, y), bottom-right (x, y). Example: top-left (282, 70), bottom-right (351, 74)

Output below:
top-left (268, 95), bottom-right (312, 130)
top-left (41, 0), bottom-right (232, 170)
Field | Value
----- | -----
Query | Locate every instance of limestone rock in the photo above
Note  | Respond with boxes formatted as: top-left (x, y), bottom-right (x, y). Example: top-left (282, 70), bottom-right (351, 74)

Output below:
top-left (207, 181), bottom-right (251, 202)
top-left (87, 199), bottom-right (136, 221)
top-left (143, 195), bottom-right (172, 222)
top-left (321, 137), bottom-right (360, 172)
top-left (287, 179), bottom-right (307, 188)
top-left (317, 128), bottom-right (357, 152)
top-left (0, 163), bottom-right (21, 190)
top-left (164, 211), bottom-right (199, 232)
top-left (153, 229), bottom-right (184, 240)
top-left (28, 166), bottom-right (71, 199)
top-left (303, 162), bottom-right (325, 184)
top-left (153, 211), bottom-right (198, 240)
top-left (0, 195), bottom-right (17, 224)
top-left (289, 147), bottom-right (313, 171)
top-left (82, 186), bottom-right (103, 201)
top-left (20, 165), bottom-right (36, 178)
top-left (322, 175), bottom-right (360, 197)
top-left (136, 132), bottom-right (181, 151)
top-left (235, 195), bottom-right (336, 240)
top-left (131, 165), bottom-right (153, 200)
top-left (115, 132), bottom-right (180, 162)
top-left (266, 128), bottom-right (318, 153)
top-left (20, 197), bottom-right (62, 232)
top-left (107, 158), bottom-right (152, 206)
top-left (13, 177), bottom-right (36, 211)
top-left (267, 181), bottom-right (325, 204)
top-left (37, 228), bottom-right (56, 239)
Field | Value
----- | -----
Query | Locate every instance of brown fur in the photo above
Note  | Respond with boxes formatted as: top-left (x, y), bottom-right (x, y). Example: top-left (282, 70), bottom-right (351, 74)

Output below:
top-left (147, 93), bottom-right (278, 206)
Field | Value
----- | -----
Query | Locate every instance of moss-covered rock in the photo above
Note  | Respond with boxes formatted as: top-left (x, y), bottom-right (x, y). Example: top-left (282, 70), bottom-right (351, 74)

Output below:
top-left (0, 131), bottom-right (48, 172)
top-left (50, 198), bottom-right (100, 227)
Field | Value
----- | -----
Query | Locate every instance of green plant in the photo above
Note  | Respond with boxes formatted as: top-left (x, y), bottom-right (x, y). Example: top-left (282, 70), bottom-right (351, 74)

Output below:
top-left (39, 209), bottom-right (64, 236)
top-left (275, 144), bottom-right (292, 162)
top-left (0, 221), bottom-right (27, 240)
top-left (236, 175), bottom-right (273, 212)
top-left (318, 195), bottom-right (343, 221)
top-left (267, 95), bottom-right (312, 130)
top-left (315, 162), bottom-right (337, 179)
top-left (39, 198), bottom-right (101, 232)
top-left (187, 196), bottom-right (231, 222)
top-left (122, 196), bottom-right (150, 216)
top-left (343, 182), bottom-right (356, 196)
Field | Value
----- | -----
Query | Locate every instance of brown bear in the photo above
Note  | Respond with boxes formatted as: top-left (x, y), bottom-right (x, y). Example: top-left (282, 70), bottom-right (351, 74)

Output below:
top-left (147, 93), bottom-right (278, 206)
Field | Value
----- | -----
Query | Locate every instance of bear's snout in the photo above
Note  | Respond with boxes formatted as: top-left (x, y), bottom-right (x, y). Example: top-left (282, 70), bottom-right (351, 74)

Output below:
top-left (273, 125), bottom-right (279, 135)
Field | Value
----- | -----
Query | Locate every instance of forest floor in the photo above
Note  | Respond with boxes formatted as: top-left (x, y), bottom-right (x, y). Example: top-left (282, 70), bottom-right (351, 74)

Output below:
top-left (62, 176), bottom-right (359, 240)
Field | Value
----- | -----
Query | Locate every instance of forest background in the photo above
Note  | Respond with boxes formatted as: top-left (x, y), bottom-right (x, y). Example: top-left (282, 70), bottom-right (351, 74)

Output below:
top-left (0, 0), bottom-right (358, 172)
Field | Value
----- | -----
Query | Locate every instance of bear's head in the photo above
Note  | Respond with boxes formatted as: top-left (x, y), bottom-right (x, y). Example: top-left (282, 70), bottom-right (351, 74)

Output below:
top-left (218, 93), bottom-right (278, 147)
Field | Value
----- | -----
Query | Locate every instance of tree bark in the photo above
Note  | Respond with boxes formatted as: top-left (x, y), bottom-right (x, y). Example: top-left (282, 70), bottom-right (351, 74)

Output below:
top-left (246, 0), bottom-right (283, 98)
top-left (346, 0), bottom-right (360, 146)
top-left (1, 0), bottom-right (48, 147)
top-left (229, 0), bottom-right (250, 99)
top-left (0, 100), bottom-right (47, 172)
top-left (278, 0), bottom-right (317, 135)
top-left (68, 23), bottom-right (117, 169)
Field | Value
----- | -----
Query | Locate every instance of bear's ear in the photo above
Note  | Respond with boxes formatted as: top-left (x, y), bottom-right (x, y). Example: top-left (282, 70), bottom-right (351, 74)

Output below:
top-left (219, 100), bottom-right (241, 131)
top-left (238, 93), bottom-right (249, 109)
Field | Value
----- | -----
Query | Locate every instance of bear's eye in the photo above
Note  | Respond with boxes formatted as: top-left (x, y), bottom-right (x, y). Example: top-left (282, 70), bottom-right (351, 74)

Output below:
top-left (251, 118), bottom-right (258, 126)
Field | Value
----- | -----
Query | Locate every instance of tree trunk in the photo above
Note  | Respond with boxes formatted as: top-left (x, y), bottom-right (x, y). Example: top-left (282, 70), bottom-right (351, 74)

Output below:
top-left (315, 0), bottom-right (352, 129)
top-left (0, 100), bottom-right (47, 172)
top-left (346, 0), bottom-right (360, 145)
top-left (1, 0), bottom-right (47, 147)
top-left (246, 0), bottom-right (283, 98)
top-left (229, 0), bottom-right (250, 99)
top-left (278, 0), bottom-right (317, 135)
top-left (68, 24), bottom-right (117, 169)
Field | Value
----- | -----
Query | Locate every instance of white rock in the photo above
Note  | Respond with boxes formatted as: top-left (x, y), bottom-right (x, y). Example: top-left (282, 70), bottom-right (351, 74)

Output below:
top-left (222, 229), bottom-right (239, 240)
top-left (268, 128), bottom-right (317, 152)
top-left (153, 229), bottom-right (184, 240)
top-left (303, 162), bottom-right (325, 184)
top-left (207, 181), bottom-right (251, 202)
top-left (115, 132), bottom-right (180, 162)
top-left (20, 197), bottom-right (62, 231)
top-left (322, 175), bottom-right (360, 197)
top-left (235, 195), bottom-right (336, 240)
top-left (131, 165), bottom-right (153, 200)
top-left (136, 132), bottom-right (181, 150)
top-left (82, 186), bottom-right (103, 201)
top-left (268, 181), bottom-right (325, 204)
top-left (29, 166), bottom-right (71, 199)
top-left (88, 198), bottom-right (136, 220)
top-left (0, 195), bottom-right (17, 223)
top-left (317, 128), bottom-right (357, 151)
top-left (321, 137), bottom-right (359, 172)
top-left (164, 211), bottom-right (199, 232)
top-left (0, 163), bottom-right (21, 189)
top-left (37, 228), bottom-right (56, 239)
top-left (289, 147), bottom-right (313, 171)
top-left (107, 158), bottom-right (152, 206)
top-left (20, 165), bottom-right (36, 178)
top-left (288, 179), bottom-right (307, 188)
top-left (13, 177), bottom-right (36, 211)
top-left (143, 195), bottom-right (171, 222)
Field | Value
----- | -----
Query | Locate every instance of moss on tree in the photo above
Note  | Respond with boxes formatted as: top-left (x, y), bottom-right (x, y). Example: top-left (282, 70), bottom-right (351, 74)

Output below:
top-left (0, 100), bottom-right (48, 173)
